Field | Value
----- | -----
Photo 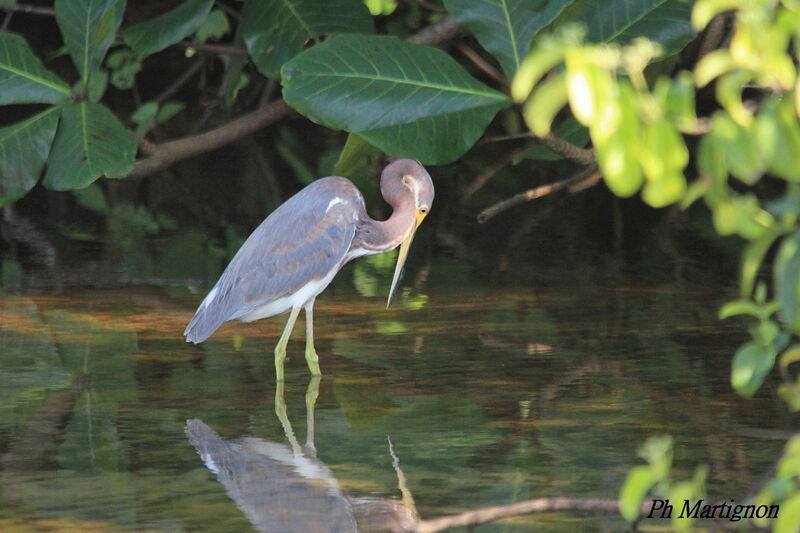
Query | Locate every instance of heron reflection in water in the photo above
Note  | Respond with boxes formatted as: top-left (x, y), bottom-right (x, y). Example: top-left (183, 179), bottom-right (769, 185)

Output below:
top-left (186, 378), bottom-right (417, 533)
top-left (184, 159), bottom-right (434, 380)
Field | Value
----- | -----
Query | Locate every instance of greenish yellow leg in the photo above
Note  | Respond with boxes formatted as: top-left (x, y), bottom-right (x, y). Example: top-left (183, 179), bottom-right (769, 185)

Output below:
top-left (304, 298), bottom-right (321, 376)
top-left (274, 380), bottom-right (301, 454)
top-left (305, 376), bottom-right (321, 451)
top-left (274, 306), bottom-right (301, 381)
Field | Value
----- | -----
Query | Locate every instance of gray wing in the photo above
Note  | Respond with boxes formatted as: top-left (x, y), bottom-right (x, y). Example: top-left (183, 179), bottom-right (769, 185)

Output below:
top-left (184, 177), bottom-right (364, 343)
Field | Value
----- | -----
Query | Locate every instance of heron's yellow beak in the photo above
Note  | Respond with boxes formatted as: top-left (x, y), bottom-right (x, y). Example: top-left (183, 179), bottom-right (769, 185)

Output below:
top-left (387, 210), bottom-right (427, 308)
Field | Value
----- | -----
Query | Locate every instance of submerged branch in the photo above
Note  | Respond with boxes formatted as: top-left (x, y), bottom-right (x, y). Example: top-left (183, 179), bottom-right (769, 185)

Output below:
top-left (130, 16), bottom-right (463, 179)
top-left (414, 497), bottom-right (634, 533)
top-left (477, 166), bottom-right (600, 223)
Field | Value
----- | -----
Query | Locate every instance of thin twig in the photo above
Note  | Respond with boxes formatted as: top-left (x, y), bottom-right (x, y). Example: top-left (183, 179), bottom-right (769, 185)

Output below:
top-left (0, 3), bottom-right (54, 16)
top-left (414, 497), bottom-right (641, 533)
top-left (481, 132), bottom-right (536, 143)
top-left (461, 141), bottom-right (539, 201)
top-left (130, 15), bottom-right (463, 179)
top-left (177, 41), bottom-right (249, 57)
top-left (154, 58), bottom-right (206, 104)
top-left (456, 43), bottom-right (506, 85)
top-left (477, 166), bottom-right (600, 223)
top-left (697, 12), bottom-right (731, 63)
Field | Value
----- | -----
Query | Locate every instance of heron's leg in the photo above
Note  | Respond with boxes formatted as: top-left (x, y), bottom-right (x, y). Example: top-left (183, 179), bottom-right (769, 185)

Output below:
top-left (305, 376), bottom-right (321, 454)
top-left (275, 380), bottom-right (302, 454)
top-left (303, 298), bottom-right (321, 376)
top-left (274, 306), bottom-right (301, 381)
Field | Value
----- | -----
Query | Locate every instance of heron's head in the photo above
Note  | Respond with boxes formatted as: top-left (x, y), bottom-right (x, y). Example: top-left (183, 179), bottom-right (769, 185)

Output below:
top-left (380, 158), bottom-right (435, 216)
top-left (381, 159), bottom-right (434, 307)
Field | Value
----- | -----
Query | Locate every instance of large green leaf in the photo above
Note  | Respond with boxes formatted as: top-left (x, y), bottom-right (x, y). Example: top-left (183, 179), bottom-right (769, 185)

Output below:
top-left (282, 34), bottom-right (511, 164)
top-left (42, 102), bottom-right (137, 191)
top-left (123, 0), bottom-right (214, 56)
top-left (561, 0), bottom-right (696, 54)
top-left (444, 0), bottom-right (572, 78)
top-left (0, 107), bottom-right (59, 206)
top-left (0, 32), bottom-right (70, 104)
top-left (54, 0), bottom-right (125, 87)
top-left (241, 0), bottom-right (373, 78)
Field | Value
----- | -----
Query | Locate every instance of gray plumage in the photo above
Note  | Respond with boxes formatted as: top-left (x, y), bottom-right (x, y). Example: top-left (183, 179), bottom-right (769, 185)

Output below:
top-left (184, 177), bottom-right (364, 343)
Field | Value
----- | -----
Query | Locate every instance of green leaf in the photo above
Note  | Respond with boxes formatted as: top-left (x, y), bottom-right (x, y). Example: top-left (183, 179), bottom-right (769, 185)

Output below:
top-left (731, 341), bottom-right (776, 397)
top-left (511, 35), bottom-right (565, 102)
top-left (194, 9), bottom-right (229, 43)
top-left (593, 83), bottom-right (643, 197)
top-left (282, 34), bottom-right (511, 164)
top-left (775, 229), bottom-right (800, 332)
top-left (123, 0), bottom-right (214, 56)
top-left (562, 0), bottom-right (696, 54)
top-left (443, 0), bottom-right (571, 77)
top-left (0, 32), bottom-right (71, 104)
top-left (156, 101), bottom-right (185, 123)
top-left (619, 466), bottom-right (656, 522)
top-left (523, 70), bottom-right (568, 136)
top-left (131, 101), bottom-right (158, 136)
top-left (711, 112), bottom-right (764, 184)
top-left (775, 493), bottom-right (800, 533)
top-left (54, 0), bottom-right (125, 88)
top-left (332, 133), bottom-right (381, 177)
top-left (71, 183), bottom-right (107, 214)
top-left (756, 98), bottom-right (800, 182)
top-left (106, 49), bottom-right (142, 90)
top-left (42, 102), bottom-right (137, 191)
top-left (0, 107), bottom-right (60, 206)
top-left (364, 0), bottom-right (397, 15)
top-left (242, 0), bottom-right (373, 78)
top-left (719, 299), bottom-right (765, 320)
top-left (639, 119), bottom-right (688, 208)
top-left (86, 68), bottom-right (108, 102)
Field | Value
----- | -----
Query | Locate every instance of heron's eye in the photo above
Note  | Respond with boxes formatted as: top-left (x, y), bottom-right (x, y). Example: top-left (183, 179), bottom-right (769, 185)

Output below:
top-left (420, 207), bottom-right (428, 214)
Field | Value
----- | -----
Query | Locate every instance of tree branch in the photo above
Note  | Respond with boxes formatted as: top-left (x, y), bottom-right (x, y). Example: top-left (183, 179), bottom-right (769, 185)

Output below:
top-left (413, 497), bottom-right (646, 533)
top-left (177, 41), bottom-right (249, 57)
top-left (130, 16), bottom-right (463, 179)
top-left (129, 99), bottom-right (292, 178)
top-left (405, 15), bottom-right (461, 45)
top-left (537, 133), bottom-right (595, 165)
top-left (477, 166), bottom-right (600, 223)
top-left (461, 141), bottom-right (539, 201)
top-left (0, 3), bottom-right (55, 16)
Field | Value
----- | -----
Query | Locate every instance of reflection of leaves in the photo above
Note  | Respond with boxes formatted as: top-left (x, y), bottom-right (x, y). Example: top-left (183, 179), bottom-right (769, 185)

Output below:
top-left (0, 297), bottom-right (67, 430)
top-left (319, 392), bottom-right (502, 483)
top-left (352, 249), bottom-right (397, 298)
top-left (42, 309), bottom-right (137, 392)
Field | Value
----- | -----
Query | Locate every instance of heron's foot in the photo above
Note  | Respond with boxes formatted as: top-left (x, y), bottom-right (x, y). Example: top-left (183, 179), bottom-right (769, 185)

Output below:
top-left (305, 345), bottom-right (321, 376)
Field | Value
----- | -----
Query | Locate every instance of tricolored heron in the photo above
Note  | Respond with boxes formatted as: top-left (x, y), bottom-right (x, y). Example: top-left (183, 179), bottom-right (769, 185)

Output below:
top-left (184, 159), bottom-right (434, 380)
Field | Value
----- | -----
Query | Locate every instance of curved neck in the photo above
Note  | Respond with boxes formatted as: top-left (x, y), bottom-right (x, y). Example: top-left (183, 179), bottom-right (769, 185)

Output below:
top-left (356, 201), bottom-right (416, 254)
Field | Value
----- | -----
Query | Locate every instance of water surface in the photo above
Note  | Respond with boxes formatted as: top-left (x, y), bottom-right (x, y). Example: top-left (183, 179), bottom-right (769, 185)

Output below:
top-left (0, 279), bottom-right (788, 532)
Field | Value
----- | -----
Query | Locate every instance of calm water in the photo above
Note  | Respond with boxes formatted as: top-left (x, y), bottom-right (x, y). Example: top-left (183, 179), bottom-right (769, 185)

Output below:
top-left (0, 272), bottom-right (790, 532)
